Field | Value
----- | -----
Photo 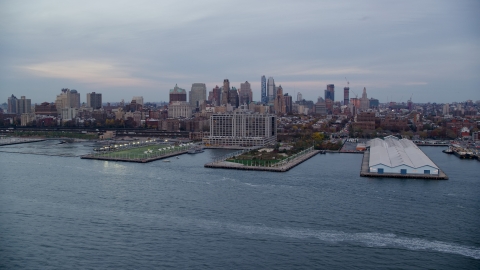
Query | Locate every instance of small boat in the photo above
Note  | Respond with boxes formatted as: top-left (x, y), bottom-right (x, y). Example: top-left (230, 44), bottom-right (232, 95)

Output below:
top-left (163, 160), bottom-right (171, 162)
top-left (442, 148), bottom-right (453, 154)
top-left (188, 145), bottom-right (204, 154)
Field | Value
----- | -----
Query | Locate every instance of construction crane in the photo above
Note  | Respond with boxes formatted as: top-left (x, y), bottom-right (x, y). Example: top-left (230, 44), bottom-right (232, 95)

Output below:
top-left (408, 93), bottom-right (413, 102)
top-left (345, 77), bottom-right (349, 88)
top-left (351, 89), bottom-right (358, 99)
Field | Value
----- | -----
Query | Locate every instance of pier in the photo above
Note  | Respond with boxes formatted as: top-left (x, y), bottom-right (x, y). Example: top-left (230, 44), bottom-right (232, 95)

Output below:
top-left (81, 150), bottom-right (187, 163)
top-left (205, 147), bottom-right (320, 172)
top-left (0, 138), bottom-right (46, 146)
top-left (360, 150), bottom-right (449, 180)
top-left (81, 142), bottom-right (191, 163)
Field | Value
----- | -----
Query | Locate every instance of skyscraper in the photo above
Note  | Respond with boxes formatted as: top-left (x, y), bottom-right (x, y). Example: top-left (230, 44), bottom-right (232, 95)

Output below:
top-left (274, 85), bottom-right (286, 114)
top-left (325, 84), bottom-right (334, 101)
top-left (267, 77), bottom-right (275, 103)
top-left (87, 92), bottom-right (102, 109)
top-left (297, 92), bottom-right (303, 102)
top-left (169, 84), bottom-right (187, 104)
top-left (239, 81), bottom-right (253, 105)
top-left (221, 79), bottom-right (230, 106)
top-left (70, 89), bottom-right (81, 108)
top-left (7, 94), bottom-right (18, 114)
top-left (189, 83), bottom-right (207, 108)
top-left (210, 85), bottom-right (221, 106)
top-left (17, 96), bottom-right (31, 114)
top-left (360, 87), bottom-right (369, 111)
top-left (261, 75), bottom-right (267, 103)
top-left (344, 87), bottom-right (349, 105)
top-left (229, 87), bottom-right (239, 108)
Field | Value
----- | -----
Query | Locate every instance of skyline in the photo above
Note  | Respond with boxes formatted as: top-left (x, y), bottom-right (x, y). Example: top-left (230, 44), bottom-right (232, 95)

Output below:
top-left (1, 0), bottom-right (479, 104)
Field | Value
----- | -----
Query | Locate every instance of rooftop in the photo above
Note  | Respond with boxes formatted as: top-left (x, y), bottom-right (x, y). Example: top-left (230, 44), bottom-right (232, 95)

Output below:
top-left (367, 136), bottom-right (438, 169)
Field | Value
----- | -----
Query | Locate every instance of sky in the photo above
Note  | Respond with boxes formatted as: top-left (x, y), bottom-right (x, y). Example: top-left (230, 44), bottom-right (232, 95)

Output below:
top-left (1, 0), bottom-right (479, 104)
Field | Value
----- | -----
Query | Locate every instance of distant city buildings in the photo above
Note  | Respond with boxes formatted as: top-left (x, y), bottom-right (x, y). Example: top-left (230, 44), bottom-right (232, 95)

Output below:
top-left (221, 79), bottom-right (230, 106)
top-left (261, 76), bottom-right (267, 103)
top-left (297, 92), bottom-right (302, 102)
top-left (325, 84), bottom-right (334, 101)
top-left (169, 84), bottom-right (187, 104)
top-left (267, 77), bottom-right (275, 103)
top-left (168, 101), bottom-right (192, 118)
top-left (17, 96), bottom-right (32, 114)
top-left (314, 97), bottom-right (327, 115)
top-left (86, 92), bottom-right (102, 109)
top-left (7, 94), bottom-right (18, 114)
top-left (189, 83), bottom-right (206, 109)
top-left (208, 85), bottom-right (221, 106)
top-left (239, 81), bottom-right (253, 105)
top-left (360, 87), bottom-right (369, 111)
top-left (343, 87), bottom-right (349, 105)
top-left (132, 96), bottom-right (144, 106)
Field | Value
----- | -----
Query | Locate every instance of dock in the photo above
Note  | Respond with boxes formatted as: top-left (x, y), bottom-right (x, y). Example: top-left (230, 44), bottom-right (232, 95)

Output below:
top-left (360, 150), bottom-right (448, 180)
top-left (205, 150), bottom-right (320, 172)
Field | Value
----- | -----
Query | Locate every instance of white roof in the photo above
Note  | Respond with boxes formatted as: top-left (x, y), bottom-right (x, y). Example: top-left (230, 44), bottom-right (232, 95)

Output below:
top-left (368, 137), bottom-right (438, 169)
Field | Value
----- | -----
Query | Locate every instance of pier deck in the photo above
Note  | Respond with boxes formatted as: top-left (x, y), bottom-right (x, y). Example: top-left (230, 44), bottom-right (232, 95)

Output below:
top-left (81, 150), bottom-right (187, 163)
top-left (360, 150), bottom-right (448, 180)
top-left (205, 150), bottom-right (320, 172)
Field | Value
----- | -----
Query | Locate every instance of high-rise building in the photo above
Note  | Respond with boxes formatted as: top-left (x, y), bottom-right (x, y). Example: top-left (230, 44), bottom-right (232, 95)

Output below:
top-left (17, 96), bottom-right (31, 114)
top-left (203, 111), bottom-right (277, 147)
top-left (443, 103), bottom-right (450, 115)
top-left (70, 89), bottom-right (81, 109)
top-left (274, 85), bottom-right (286, 114)
top-left (7, 94), bottom-right (18, 114)
top-left (360, 87), bottom-right (369, 111)
top-left (209, 85), bottom-right (221, 106)
top-left (87, 92), bottom-right (102, 109)
top-left (315, 97), bottom-right (327, 115)
top-left (239, 81), bottom-right (253, 105)
top-left (325, 84), bottom-right (334, 101)
top-left (229, 87), bottom-right (239, 108)
top-left (261, 75), bottom-right (267, 103)
top-left (267, 77), bottom-right (276, 103)
top-left (221, 79), bottom-right (230, 106)
top-left (169, 84), bottom-right (187, 104)
top-left (297, 92), bottom-right (303, 102)
top-left (344, 87), bottom-right (349, 105)
top-left (132, 96), bottom-right (144, 105)
top-left (284, 94), bottom-right (293, 113)
top-left (189, 83), bottom-right (207, 108)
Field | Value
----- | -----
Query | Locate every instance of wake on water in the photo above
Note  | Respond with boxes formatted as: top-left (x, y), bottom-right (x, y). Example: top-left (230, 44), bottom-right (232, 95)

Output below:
top-left (195, 218), bottom-right (480, 260)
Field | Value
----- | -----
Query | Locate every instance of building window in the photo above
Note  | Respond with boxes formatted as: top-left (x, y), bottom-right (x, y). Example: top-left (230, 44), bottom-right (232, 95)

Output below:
top-left (424, 170), bottom-right (430, 174)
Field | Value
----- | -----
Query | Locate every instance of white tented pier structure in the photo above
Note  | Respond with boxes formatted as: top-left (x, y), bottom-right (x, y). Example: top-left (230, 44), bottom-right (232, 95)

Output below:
top-left (367, 136), bottom-right (439, 175)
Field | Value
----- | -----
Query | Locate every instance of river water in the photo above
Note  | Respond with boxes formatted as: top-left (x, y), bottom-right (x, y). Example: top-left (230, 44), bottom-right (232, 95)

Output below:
top-left (0, 140), bottom-right (479, 269)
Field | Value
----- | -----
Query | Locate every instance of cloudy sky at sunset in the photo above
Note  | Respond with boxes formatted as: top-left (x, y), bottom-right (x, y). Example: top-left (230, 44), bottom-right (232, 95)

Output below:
top-left (1, 0), bottom-right (479, 104)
